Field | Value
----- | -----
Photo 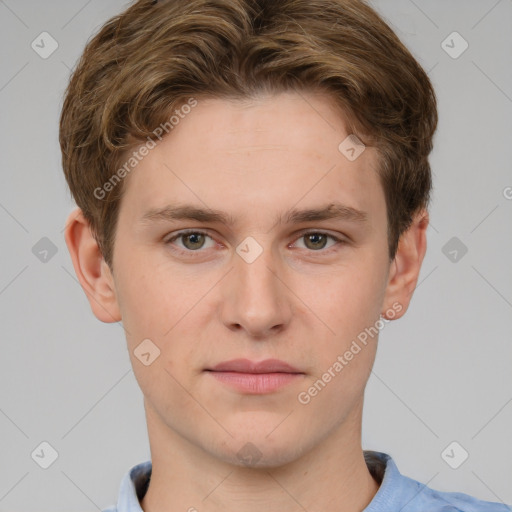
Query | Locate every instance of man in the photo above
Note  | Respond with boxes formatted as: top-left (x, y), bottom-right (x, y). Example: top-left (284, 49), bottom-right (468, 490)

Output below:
top-left (60, 0), bottom-right (511, 510)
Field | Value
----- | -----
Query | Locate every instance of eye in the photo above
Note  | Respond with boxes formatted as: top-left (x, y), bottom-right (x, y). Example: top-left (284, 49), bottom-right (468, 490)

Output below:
top-left (164, 229), bottom-right (345, 256)
top-left (292, 231), bottom-right (343, 252)
top-left (165, 230), bottom-right (216, 252)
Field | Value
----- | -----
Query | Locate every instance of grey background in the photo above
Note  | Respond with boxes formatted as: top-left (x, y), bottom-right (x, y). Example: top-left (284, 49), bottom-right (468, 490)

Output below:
top-left (0, 0), bottom-right (511, 510)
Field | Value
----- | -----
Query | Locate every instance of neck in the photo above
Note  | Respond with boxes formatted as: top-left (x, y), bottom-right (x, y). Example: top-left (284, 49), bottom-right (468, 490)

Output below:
top-left (140, 402), bottom-right (380, 512)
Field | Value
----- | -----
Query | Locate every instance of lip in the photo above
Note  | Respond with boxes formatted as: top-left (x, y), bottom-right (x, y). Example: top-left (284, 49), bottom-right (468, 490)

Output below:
top-left (205, 358), bottom-right (304, 394)
top-left (207, 358), bottom-right (302, 374)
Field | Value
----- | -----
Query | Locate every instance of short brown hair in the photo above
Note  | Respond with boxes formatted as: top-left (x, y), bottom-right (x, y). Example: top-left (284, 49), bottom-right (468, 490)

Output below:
top-left (60, 0), bottom-right (437, 268)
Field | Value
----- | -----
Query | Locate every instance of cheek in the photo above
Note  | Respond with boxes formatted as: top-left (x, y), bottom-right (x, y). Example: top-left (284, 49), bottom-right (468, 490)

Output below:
top-left (113, 253), bottom-right (217, 381)
top-left (303, 255), bottom-right (388, 336)
top-left (114, 263), bottom-right (200, 402)
top-left (295, 265), bottom-right (384, 413)
top-left (113, 255), bottom-right (174, 345)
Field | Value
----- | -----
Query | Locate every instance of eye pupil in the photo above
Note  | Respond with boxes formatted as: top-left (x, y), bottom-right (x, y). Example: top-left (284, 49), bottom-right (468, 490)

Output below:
top-left (305, 233), bottom-right (327, 250)
top-left (183, 233), bottom-right (205, 250)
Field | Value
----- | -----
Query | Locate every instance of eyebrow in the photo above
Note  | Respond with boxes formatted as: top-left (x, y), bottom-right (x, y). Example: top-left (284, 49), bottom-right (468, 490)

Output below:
top-left (140, 202), bottom-right (368, 226)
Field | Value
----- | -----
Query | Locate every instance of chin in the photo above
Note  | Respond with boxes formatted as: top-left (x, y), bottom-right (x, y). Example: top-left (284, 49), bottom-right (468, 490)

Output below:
top-left (209, 429), bottom-right (312, 470)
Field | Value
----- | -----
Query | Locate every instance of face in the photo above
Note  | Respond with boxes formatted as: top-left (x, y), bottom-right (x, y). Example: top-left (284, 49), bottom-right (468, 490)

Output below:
top-left (94, 91), bottom-right (408, 467)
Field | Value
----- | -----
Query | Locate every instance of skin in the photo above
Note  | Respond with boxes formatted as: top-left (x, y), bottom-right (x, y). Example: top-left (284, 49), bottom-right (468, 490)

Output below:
top-left (65, 90), bottom-right (428, 512)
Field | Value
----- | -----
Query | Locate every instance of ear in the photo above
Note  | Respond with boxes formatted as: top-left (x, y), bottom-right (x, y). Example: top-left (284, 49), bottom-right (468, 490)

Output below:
top-left (381, 209), bottom-right (429, 320)
top-left (64, 207), bottom-right (121, 323)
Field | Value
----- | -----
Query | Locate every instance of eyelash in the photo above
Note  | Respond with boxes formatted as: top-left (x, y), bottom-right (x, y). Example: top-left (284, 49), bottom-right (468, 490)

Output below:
top-left (164, 229), bottom-right (346, 256)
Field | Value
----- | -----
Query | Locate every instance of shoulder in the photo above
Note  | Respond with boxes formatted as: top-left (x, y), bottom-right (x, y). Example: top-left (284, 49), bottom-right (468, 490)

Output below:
top-left (401, 474), bottom-right (512, 511)
top-left (364, 451), bottom-right (512, 512)
top-left (100, 460), bottom-right (152, 512)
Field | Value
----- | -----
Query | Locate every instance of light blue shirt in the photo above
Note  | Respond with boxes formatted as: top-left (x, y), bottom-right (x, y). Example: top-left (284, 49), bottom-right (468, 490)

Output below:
top-left (102, 451), bottom-right (511, 511)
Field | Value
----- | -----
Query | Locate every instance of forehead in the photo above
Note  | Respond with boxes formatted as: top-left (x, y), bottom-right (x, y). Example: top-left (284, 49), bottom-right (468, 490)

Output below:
top-left (185, 91), bottom-right (354, 157)
top-left (118, 91), bottom-right (384, 226)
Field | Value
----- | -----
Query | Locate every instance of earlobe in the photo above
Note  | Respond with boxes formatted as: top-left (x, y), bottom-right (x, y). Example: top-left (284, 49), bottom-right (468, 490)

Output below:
top-left (64, 207), bottom-right (121, 323)
top-left (382, 210), bottom-right (429, 320)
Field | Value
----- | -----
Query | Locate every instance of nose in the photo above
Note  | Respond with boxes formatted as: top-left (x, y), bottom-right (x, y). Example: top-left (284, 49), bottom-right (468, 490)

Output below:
top-left (220, 239), bottom-right (293, 339)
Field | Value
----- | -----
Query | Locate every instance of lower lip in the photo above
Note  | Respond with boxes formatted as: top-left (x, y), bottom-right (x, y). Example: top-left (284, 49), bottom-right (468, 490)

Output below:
top-left (207, 371), bottom-right (302, 394)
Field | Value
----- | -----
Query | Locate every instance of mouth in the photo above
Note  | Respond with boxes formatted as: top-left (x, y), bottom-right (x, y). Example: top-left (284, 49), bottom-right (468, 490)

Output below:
top-left (204, 358), bottom-right (305, 394)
